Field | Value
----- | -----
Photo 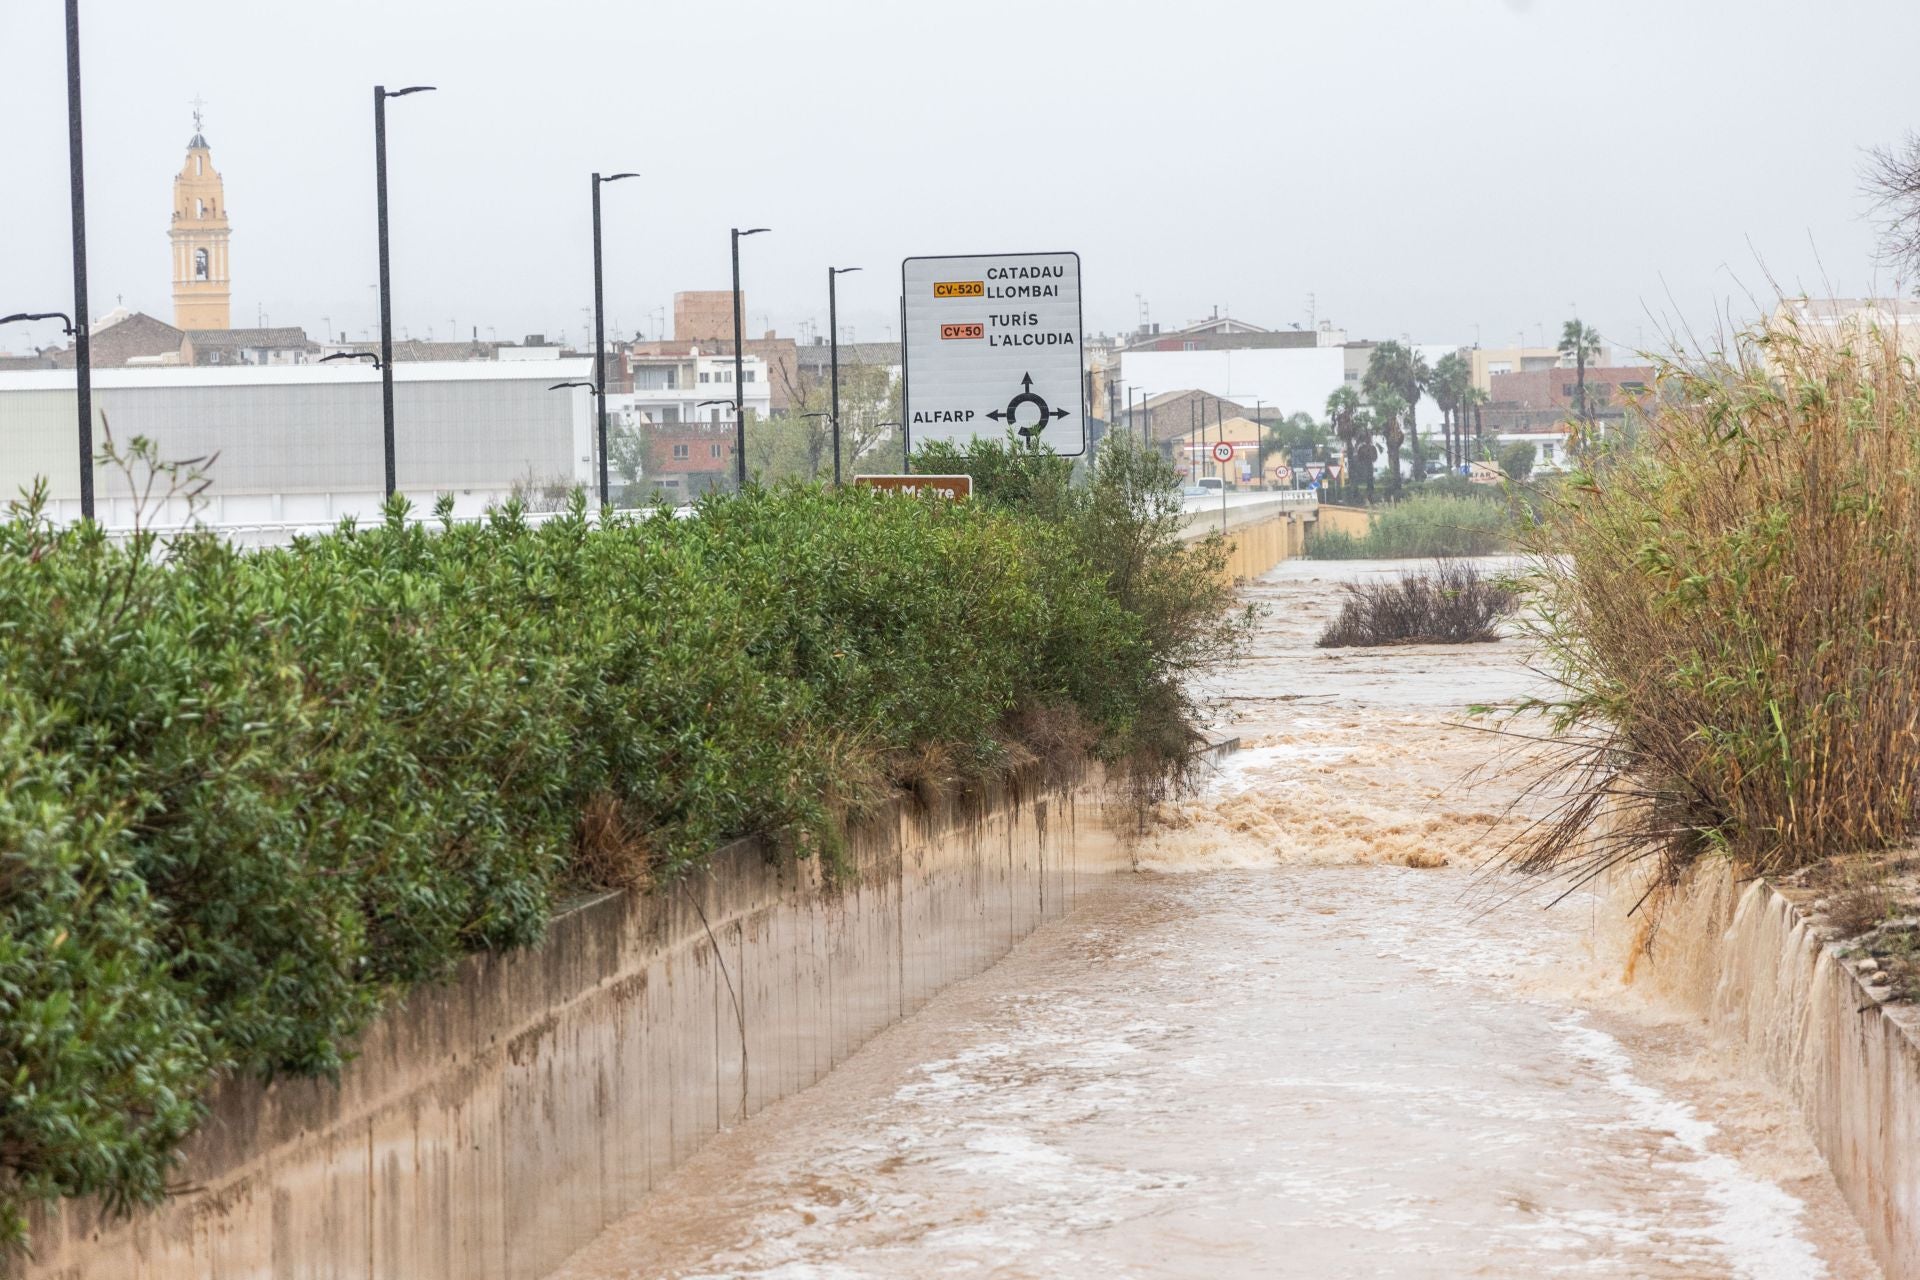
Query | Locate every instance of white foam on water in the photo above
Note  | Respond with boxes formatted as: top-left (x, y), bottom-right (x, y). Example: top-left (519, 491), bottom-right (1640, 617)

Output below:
top-left (1555, 1013), bottom-right (1829, 1280)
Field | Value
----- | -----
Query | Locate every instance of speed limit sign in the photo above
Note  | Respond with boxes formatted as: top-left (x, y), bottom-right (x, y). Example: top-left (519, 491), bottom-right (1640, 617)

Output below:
top-left (1211, 441), bottom-right (1234, 464)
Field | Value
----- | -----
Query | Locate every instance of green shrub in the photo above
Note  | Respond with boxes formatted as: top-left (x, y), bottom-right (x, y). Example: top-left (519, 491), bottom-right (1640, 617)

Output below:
top-left (1306, 493), bottom-right (1514, 559)
top-left (1499, 441), bottom-right (1536, 482)
top-left (0, 440), bottom-right (1242, 1242)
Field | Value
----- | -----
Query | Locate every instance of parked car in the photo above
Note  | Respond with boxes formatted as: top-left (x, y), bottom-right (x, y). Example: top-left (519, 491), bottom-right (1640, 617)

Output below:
top-left (1196, 477), bottom-right (1224, 494)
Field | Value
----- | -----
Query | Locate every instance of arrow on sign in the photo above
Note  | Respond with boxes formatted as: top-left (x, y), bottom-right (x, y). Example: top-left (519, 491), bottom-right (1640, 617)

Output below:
top-left (985, 371), bottom-right (1071, 442)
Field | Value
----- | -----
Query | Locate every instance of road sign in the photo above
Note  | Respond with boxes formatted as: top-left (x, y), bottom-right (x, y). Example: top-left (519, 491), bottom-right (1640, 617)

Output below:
top-left (1275, 465), bottom-right (1293, 483)
top-left (853, 474), bottom-right (972, 500)
top-left (903, 252), bottom-right (1085, 456)
top-left (1211, 441), bottom-right (1234, 464)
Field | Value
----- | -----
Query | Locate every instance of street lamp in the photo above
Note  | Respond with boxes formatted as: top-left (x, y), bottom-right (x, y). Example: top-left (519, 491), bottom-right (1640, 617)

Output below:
top-left (827, 266), bottom-right (861, 486)
top-left (320, 350), bottom-right (383, 370)
top-left (373, 83), bottom-right (435, 498)
top-left (590, 172), bottom-right (639, 507)
top-left (0, 311), bottom-right (76, 335)
top-left (730, 227), bottom-right (769, 489)
top-left (63, 0), bottom-right (94, 520)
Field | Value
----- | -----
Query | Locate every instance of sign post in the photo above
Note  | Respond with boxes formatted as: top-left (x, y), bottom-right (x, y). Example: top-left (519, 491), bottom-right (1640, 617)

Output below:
top-left (1212, 439), bottom-right (1233, 530)
top-left (902, 252), bottom-right (1085, 457)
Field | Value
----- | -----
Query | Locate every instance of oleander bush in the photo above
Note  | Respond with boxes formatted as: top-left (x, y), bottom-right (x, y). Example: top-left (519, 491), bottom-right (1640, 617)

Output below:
top-left (0, 433), bottom-right (1244, 1247)
top-left (1509, 321), bottom-right (1920, 892)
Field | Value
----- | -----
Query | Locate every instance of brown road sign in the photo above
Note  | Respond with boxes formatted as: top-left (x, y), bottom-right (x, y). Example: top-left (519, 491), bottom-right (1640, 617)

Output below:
top-left (854, 474), bottom-right (973, 500)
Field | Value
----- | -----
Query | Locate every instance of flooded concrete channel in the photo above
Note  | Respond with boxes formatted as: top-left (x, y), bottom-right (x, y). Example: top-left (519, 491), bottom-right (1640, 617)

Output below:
top-left (549, 558), bottom-right (1882, 1280)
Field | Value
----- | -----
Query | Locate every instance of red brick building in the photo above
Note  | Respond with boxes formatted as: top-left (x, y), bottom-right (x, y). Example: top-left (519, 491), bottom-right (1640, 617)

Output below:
top-left (1482, 364), bottom-right (1654, 433)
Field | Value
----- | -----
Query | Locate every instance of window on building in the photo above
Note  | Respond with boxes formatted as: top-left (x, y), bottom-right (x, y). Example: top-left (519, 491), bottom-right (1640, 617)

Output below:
top-left (1344, 370), bottom-right (1359, 382)
top-left (193, 248), bottom-right (209, 280)
top-left (195, 156), bottom-right (203, 176)
top-left (672, 443), bottom-right (690, 460)
top-left (709, 444), bottom-right (723, 459)
top-left (744, 369), bottom-right (756, 382)
top-left (1183, 341), bottom-right (1199, 351)
top-left (699, 371), bottom-right (710, 383)
top-left (1561, 383), bottom-right (1575, 397)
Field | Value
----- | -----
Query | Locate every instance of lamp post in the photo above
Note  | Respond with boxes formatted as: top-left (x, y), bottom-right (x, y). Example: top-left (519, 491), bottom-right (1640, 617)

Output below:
top-left (373, 83), bottom-right (435, 499)
top-left (827, 266), bottom-right (861, 486)
top-left (730, 227), bottom-right (769, 489)
top-left (63, 0), bottom-right (93, 520)
top-left (590, 172), bottom-right (639, 507)
top-left (320, 350), bottom-right (382, 369)
top-left (874, 421), bottom-right (901, 473)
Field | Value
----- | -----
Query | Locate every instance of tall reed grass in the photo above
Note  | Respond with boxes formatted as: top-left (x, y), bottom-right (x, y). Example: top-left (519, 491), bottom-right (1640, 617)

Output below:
top-left (1510, 322), bottom-right (1920, 891)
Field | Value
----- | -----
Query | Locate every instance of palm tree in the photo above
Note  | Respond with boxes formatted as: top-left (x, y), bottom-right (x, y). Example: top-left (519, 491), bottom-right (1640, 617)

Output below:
top-left (1559, 319), bottom-right (1602, 425)
top-left (1460, 385), bottom-right (1490, 463)
top-left (1325, 385), bottom-right (1364, 480)
top-left (1352, 426), bottom-right (1379, 502)
top-left (1367, 386), bottom-right (1408, 499)
top-left (1364, 341), bottom-right (1431, 478)
top-left (1430, 351), bottom-right (1469, 471)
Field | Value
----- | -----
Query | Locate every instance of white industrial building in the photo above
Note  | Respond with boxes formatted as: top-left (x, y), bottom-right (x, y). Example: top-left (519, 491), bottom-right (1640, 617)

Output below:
top-left (0, 360), bottom-right (596, 532)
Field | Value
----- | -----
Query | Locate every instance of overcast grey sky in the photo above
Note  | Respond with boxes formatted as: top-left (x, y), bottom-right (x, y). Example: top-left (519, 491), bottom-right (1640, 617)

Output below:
top-left (3, 0), bottom-right (1915, 360)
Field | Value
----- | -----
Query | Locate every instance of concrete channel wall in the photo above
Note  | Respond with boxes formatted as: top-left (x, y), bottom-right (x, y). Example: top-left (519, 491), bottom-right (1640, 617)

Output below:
top-left (1641, 865), bottom-right (1920, 1280)
top-left (17, 767), bottom-right (1136, 1280)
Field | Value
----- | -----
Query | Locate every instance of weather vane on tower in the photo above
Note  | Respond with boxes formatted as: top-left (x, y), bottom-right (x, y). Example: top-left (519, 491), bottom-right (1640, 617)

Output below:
top-left (190, 93), bottom-right (206, 134)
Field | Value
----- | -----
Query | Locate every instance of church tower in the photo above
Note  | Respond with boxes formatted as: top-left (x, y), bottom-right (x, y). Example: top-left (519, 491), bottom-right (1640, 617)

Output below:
top-left (170, 104), bottom-right (231, 331)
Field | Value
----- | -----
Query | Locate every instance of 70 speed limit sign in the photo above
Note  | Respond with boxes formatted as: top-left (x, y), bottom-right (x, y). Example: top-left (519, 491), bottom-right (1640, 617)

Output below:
top-left (1211, 441), bottom-right (1234, 464)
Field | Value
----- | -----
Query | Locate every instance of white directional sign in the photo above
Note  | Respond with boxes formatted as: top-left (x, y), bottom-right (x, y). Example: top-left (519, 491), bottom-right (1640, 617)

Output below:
top-left (903, 251), bottom-right (1085, 456)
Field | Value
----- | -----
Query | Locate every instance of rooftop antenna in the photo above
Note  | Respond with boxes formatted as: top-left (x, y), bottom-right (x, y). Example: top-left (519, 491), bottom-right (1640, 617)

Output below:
top-left (1135, 293), bottom-right (1149, 333)
top-left (1307, 292), bottom-right (1316, 330)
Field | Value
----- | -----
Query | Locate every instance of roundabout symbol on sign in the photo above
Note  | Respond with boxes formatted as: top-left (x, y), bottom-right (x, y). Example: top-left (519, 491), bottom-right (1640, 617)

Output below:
top-left (985, 372), bottom-right (1071, 443)
top-left (1211, 441), bottom-right (1235, 464)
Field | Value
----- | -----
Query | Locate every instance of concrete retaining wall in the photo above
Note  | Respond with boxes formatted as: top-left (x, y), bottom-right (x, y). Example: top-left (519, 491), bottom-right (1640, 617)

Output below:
top-left (1179, 494), bottom-right (1313, 580)
top-left (1639, 865), bottom-right (1920, 1279)
top-left (1311, 504), bottom-right (1374, 538)
top-left (16, 769), bottom-right (1130, 1280)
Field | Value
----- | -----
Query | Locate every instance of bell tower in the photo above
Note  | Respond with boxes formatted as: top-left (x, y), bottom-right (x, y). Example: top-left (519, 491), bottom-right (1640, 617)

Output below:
top-left (170, 100), bottom-right (231, 331)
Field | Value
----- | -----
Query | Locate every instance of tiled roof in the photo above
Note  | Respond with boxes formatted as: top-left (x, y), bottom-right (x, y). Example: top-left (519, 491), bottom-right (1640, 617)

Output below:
top-left (187, 327), bottom-right (317, 350)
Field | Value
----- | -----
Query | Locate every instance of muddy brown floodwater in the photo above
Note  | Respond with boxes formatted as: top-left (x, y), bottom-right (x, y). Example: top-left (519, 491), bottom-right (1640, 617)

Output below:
top-left (549, 557), bottom-right (1883, 1280)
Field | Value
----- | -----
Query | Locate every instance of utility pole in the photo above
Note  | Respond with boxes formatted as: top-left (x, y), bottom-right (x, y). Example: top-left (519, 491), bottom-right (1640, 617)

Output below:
top-left (65, 0), bottom-right (93, 520)
top-left (1254, 398), bottom-right (1264, 489)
